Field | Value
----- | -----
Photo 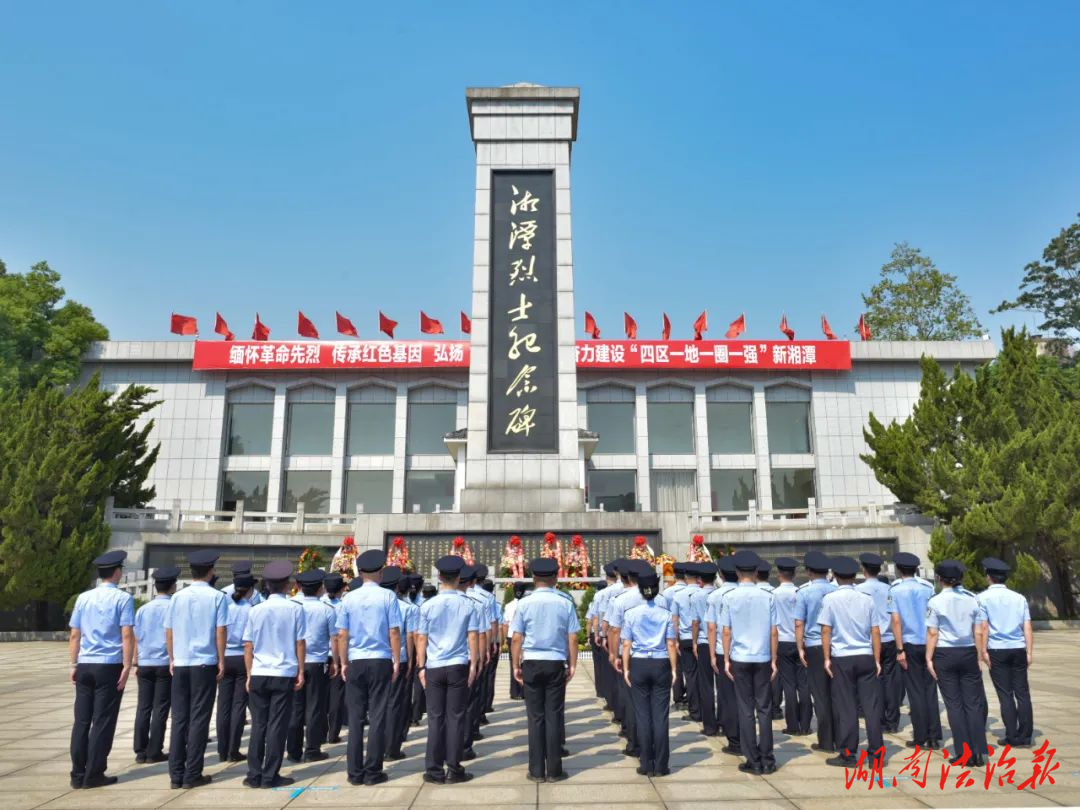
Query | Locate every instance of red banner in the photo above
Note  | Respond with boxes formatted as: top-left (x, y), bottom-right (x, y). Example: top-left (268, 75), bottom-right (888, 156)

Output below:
top-left (575, 340), bottom-right (851, 371)
top-left (192, 340), bottom-right (470, 370)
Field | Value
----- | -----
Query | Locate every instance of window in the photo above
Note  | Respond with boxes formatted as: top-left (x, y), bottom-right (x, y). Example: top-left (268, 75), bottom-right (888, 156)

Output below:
top-left (404, 470), bottom-right (455, 513)
top-left (286, 403), bottom-right (334, 455)
top-left (710, 469), bottom-right (756, 512)
top-left (650, 469), bottom-right (696, 512)
top-left (765, 385), bottom-right (812, 454)
top-left (347, 402), bottom-right (395, 455)
top-left (587, 469), bottom-right (637, 512)
top-left (587, 402), bottom-right (635, 453)
top-left (225, 403), bottom-right (273, 456)
top-left (646, 386), bottom-right (695, 454)
top-left (345, 470), bottom-right (393, 514)
top-left (220, 471), bottom-right (269, 512)
top-left (707, 402), bottom-right (752, 454)
top-left (282, 470), bottom-right (331, 513)
top-left (771, 468), bottom-right (815, 510)
top-left (406, 387), bottom-right (458, 455)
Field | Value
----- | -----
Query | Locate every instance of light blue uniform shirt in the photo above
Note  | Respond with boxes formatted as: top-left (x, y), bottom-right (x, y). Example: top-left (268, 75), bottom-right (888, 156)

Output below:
top-left (134, 595), bottom-right (171, 666)
top-left (608, 588), bottom-right (668, 630)
top-left (704, 582), bottom-right (738, 652)
top-left (794, 578), bottom-right (837, 647)
top-left (719, 583), bottom-right (777, 663)
top-left (669, 583), bottom-right (699, 641)
top-left (417, 589), bottom-right (481, 668)
top-left (887, 576), bottom-right (935, 645)
top-left (510, 587), bottom-right (580, 662)
top-left (598, 582), bottom-right (625, 625)
top-left (857, 577), bottom-right (895, 642)
top-left (688, 584), bottom-right (717, 645)
top-left (818, 585), bottom-right (876, 657)
top-left (70, 583), bottom-right (135, 665)
top-left (622, 601), bottom-right (675, 659)
top-left (398, 598), bottom-right (419, 664)
top-left (321, 593), bottom-right (343, 618)
top-left (298, 596), bottom-right (337, 662)
top-left (468, 585), bottom-right (497, 627)
top-left (223, 597), bottom-right (252, 657)
top-left (978, 584), bottom-right (1030, 650)
top-left (336, 580), bottom-right (402, 661)
top-left (757, 581), bottom-right (775, 592)
top-left (222, 583), bottom-right (263, 605)
top-left (773, 582), bottom-right (798, 643)
top-left (465, 590), bottom-right (490, 639)
top-left (165, 581), bottom-right (229, 666)
top-left (926, 587), bottom-right (986, 648)
top-left (243, 593), bottom-right (306, 677)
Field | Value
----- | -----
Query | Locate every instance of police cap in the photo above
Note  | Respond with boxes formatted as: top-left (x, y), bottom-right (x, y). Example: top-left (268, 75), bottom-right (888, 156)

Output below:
top-left (324, 573), bottom-right (345, 592)
top-left (435, 555), bottom-right (464, 577)
top-left (231, 560), bottom-right (253, 575)
top-left (263, 559), bottom-right (293, 581)
top-left (93, 550), bottom-right (126, 568)
top-left (935, 559), bottom-right (966, 580)
top-left (982, 557), bottom-right (1010, 576)
top-left (408, 574), bottom-right (423, 588)
top-left (296, 568), bottom-right (326, 586)
top-left (830, 556), bottom-right (860, 578)
top-left (756, 560), bottom-right (771, 575)
top-left (775, 556), bottom-right (798, 572)
top-left (638, 572), bottom-right (660, 590)
top-left (513, 582), bottom-right (527, 598)
top-left (530, 557), bottom-right (559, 578)
top-left (188, 549), bottom-right (220, 567)
top-left (233, 573), bottom-right (256, 589)
top-left (804, 551), bottom-right (831, 573)
top-left (629, 559), bottom-right (653, 578)
top-left (357, 549), bottom-right (386, 573)
top-left (603, 561), bottom-right (618, 577)
top-left (893, 552), bottom-right (920, 569)
top-left (717, 557), bottom-right (736, 576)
top-left (380, 566), bottom-right (402, 589)
top-left (697, 561), bottom-right (719, 577)
top-left (672, 562), bottom-right (686, 577)
top-left (459, 564), bottom-right (478, 582)
top-left (859, 552), bottom-right (883, 567)
top-left (474, 564), bottom-right (489, 580)
top-left (152, 564), bottom-right (180, 583)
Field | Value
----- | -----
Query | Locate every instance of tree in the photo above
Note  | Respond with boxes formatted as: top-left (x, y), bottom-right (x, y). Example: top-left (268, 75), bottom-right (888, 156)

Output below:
top-left (0, 260), bottom-right (108, 391)
top-left (862, 243), bottom-right (983, 340)
top-left (994, 212), bottom-right (1080, 348)
top-left (861, 331), bottom-right (1080, 615)
top-left (0, 377), bottom-right (159, 612)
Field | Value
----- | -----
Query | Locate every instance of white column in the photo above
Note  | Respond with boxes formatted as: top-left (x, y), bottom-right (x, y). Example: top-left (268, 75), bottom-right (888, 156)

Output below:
top-left (635, 383), bottom-right (650, 511)
top-left (391, 383), bottom-right (408, 513)
top-left (328, 384), bottom-right (347, 513)
top-left (693, 383), bottom-right (711, 513)
top-left (265, 384), bottom-right (287, 512)
top-left (752, 383), bottom-right (773, 511)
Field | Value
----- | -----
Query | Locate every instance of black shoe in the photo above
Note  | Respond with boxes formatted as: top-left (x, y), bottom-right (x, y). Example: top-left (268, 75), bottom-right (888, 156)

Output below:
top-left (763, 764), bottom-right (777, 775)
top-left (738, 762), bottom-right (763, 775)
top-left (328, 736), bottom-right (342, 744)
top-left (423, 773), bottom-right (446, 784)
top-left (446, 771), bottom-right (473, 784)
top-left (286, 754), bottom-right (302, 763)
top-left (560, 747), bottom-right (570, 757)
top-left (364, 772), bottom-right (389, 786)
top-left (654, 768), bottom-right (671, 776)
top-left (83, 774), bottom-right (118, 788)
top-left (526, 773), bottom-right (545, 783)
top-left (926, 739), bottom-right (943, 750)
top-left (347, 776), bottom-right (365, 786)
top-left (303, 751), bottom-right (329, 762)
top-left (636, 766), bottom-right (649, 775)
top-left (70, 778), bottom-right (83, 790)
top-left (385, 751), bottom-right (406, 761)
top-left (170, 781), bottom-right (183, 790)
top-left (547, 771), bottom-right (569, 782)
top-left (883, 725), bottom-right (900, 734)
top-left (617, 729), bottom-right (627, 738)
top-left (242, 777), bottom-right (261, 788)
top-left (149, 752), bottom-right (169, 763)
top-left (771, 712), bottom-right (784, 720)
top-left (904, 740), bottom-right (926, 749)
top-left (182, 774), bottom-right (213, 789)
top-left (473, 732), bottom-right (485, 741)
top-left (461, 748), bottom-right (476, 761)
top-left (602, 704), bottom-right (613, 711)
top-left (781, 728), bottom-right (800, 735)
top-left (263, 776), bottom-right (295, 788)
top-left (811, 743), bottom-right (836, 753)
top-left (479, 716), bottom-right (489, 726)
top-left (826, 756), bottom-right (855, 768)
top-left (722, 745), bottom-right (741, 755)
top-left (135, 755), bottom-right (147, 764)
top-left (228, 753), bottom-right (245, 762)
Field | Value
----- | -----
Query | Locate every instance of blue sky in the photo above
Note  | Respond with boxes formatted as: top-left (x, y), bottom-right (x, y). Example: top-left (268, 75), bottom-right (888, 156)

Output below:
top-left (1, 2), bottom-right (1077, 342)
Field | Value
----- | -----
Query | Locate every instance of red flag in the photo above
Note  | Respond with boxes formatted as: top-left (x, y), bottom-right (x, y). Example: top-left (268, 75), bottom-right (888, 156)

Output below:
top-left (724, 313), bottom-right (745, 339)
top-left (297, 311), bottom-right (319, 339)
top-left (624, 312), bottom-right (637, 339)
top-left (821, 314), bottom-right (837, 340)
top-left (693, 310), bottom-right (708, 340)
top-left (252, 313), bottom-right (270, 341)
top-left (336, 311), bottom-right (358, 337)
top-left (857, 313), bottom-right (872, 341)
top-left (420, 311), bottom-right (444, 335)
top-left (780, 314), bottom-right (795, 341)
top-left (662, 312), bottom-right (671, 341)
top-left (584, 311), bottom-right (600, 339)
top-left (379, 311), bottom-right (397, 339)
top-left (170, 313), bottom-right (197, 336)
top-left (460, 311), bottom-right (471, 335)
top-left (214, 312), bottom-right (234, 341)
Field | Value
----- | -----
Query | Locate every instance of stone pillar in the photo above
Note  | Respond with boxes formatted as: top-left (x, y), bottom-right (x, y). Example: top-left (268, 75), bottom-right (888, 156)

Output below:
top-left (460, 84), bottom-right (583, 514)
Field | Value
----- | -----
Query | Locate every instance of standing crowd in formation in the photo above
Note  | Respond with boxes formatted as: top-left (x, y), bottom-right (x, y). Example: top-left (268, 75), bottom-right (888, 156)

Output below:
top-left (67, 543), bottom-right (1035, 789)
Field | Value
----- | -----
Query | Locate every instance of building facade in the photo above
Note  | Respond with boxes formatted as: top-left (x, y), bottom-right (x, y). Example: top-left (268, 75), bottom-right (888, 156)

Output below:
top-left (85, 84), bottom-right (997, 579)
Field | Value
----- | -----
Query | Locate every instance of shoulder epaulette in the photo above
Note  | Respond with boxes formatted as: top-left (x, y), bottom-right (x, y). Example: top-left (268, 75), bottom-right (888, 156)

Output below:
top-left (797, 582), bottom-right (810, 590)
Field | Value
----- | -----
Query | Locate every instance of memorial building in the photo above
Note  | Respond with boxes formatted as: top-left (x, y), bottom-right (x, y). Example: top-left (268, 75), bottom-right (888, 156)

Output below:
top-left (84, 84), bottom-right (996, 579)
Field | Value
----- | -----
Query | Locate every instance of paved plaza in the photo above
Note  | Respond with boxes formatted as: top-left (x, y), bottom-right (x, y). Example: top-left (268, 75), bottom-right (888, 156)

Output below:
top-left (0, 635), bottom-right (1077, 809)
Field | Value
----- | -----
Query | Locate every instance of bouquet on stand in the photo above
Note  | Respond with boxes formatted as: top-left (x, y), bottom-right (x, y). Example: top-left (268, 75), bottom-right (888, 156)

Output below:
top-left (387, 536), bottom-right (414, 573)
top-left (564, 534), bottom-right (591, 588)
top-left (541, 532), bottom-right (565, 577)
top-left (500, 535), bottom-right (526, 578)
top-left (330, 536), bottom-right (359, 584)
top-left (687, 534), bottom-right (713, 563)
top-left (655, 553), bottom-right (676, 582)
top-left (629, 535), bottom-right (655, 564)
top-left (298, 546), bottom-right (326, 573)
top-left (450, 535), bottom-right (475, 566)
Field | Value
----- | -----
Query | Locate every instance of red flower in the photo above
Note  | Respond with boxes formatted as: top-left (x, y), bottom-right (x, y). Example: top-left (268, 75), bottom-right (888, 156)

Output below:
top-left (393, 536), bottom-right (404, 547)
top-left (544, 532), bottom-right (556, 543)
top-left (572, 534), bottom-right (584, 546)
top-left (634, 536), bottom-right (646, 546)
top-left (510, 535), bottom-right (521, 546)
top-left (692, 534), bottom-right (704, 545)
top-left (343, 536), bottom-right (355, 547)
top-left (453, 536), bottom-right (464, 547)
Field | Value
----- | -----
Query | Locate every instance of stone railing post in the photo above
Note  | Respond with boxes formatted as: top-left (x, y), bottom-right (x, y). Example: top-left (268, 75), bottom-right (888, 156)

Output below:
top-left (171, 499), bottom-right (182, 531)
top-left (807, 497), bottom-right (817, 525)
top-left (234, 500), bottom-right (244, 534)
top-left (295, 502), bottom-right (306, 533)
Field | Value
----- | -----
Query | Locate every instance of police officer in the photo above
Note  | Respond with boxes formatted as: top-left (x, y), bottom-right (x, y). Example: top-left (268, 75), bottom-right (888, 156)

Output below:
top-left (926, 559), bottom-right (989, 765)
top-left (222, 560), bottom-right (263, 605)
top-left (415, 555), bottom-right (481, 784)
top-left (287, 568), bottom-right (337, 763)
top-left (666, 563), bottom-right (690, 708)
top-left (133, 565), bottom-right (177, 764)
top-left (166, 549), bottom-right (229, 789)
top-left (818, 556), bottom-right (883, 768)
top-left (242, 560), bottom-right (305, 789)
top-left (592, 562), bottom-right (621, 712)
top-left (480, 573), bottom-right (501, 716)
top-left (336, 548), bottom-right (402, 786)
top-left (216, 571), bottom-right (254, 762)
top-left (755, 561), bottom-right (783, 720)
top-left (716, 551), bottom-right (778, 775)
top-left (460, 565), bottom-right (490, 759)
top-left (978, 557), bottom-right (1034, 748)
top-left (511, 557), bottom-right (579, 783)
top-left (687, 562), bottom-right (719, 738)
top-left (888, 552), bottom-right (942, 750)
top-left (321, 572), bottom-right (347, 743)
top-left (69, 550), bottom-right (135, 789)
top-left (506, 581), bottom-right (528, 700)
top-left (583, 579), bottom-right (603, 698)
top-left (620, 571), bottom-right (676, 777)
top-left (795, 551), bottom-right (838, 754)
top-left (409, 573), bottom-right (430, 724)
top-left (856, 552), bottom-right (900, 733)
top-left (773, 557), bottom-right (811, 736)
top-left (706, 558), bottom-right (740, 753)
top-left (383, 566), bottom-right (418, 761)
top-left (669, 562), bottom-right (701, 723)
